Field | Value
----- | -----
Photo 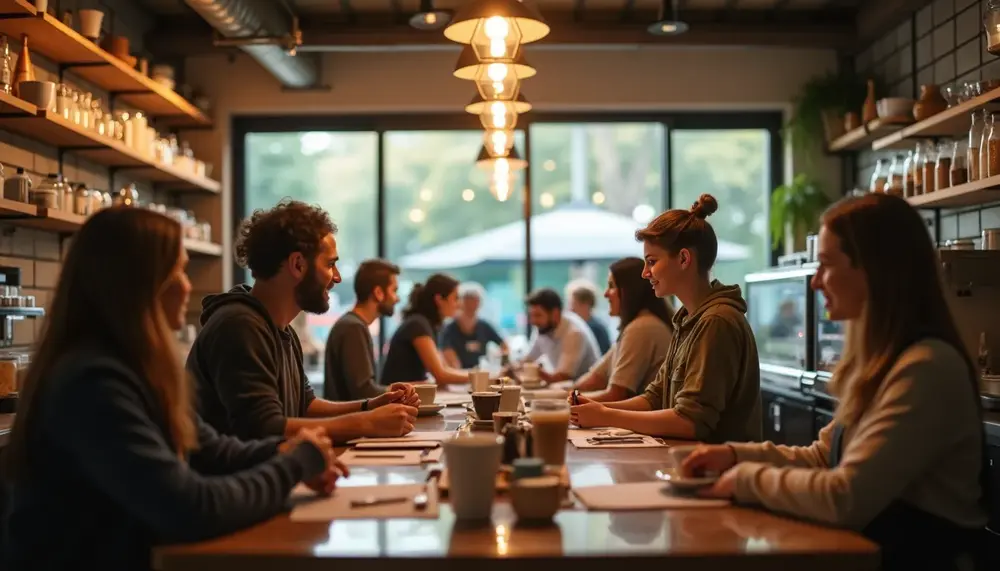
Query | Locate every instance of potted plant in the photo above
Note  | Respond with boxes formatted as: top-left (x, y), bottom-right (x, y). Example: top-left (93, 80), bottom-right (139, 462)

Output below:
top-left (770, 174), bottom-right (831, 252)
top-left (785, 71), bottom-right (871, 155)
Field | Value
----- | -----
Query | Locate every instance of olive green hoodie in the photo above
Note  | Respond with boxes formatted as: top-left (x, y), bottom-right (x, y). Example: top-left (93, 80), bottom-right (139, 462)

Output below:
top-left (641, 280), bottom-right (762, 443)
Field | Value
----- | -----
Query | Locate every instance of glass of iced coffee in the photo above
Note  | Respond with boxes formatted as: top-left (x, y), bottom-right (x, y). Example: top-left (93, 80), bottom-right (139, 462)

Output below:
top-left (530, 399), bottom-right (570, 467)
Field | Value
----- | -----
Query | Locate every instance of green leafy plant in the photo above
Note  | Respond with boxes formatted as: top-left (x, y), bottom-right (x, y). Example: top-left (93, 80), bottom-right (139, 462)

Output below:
top-left (785, 71), bottom-right (872, 157)
top-left (770, 174), bottom-right (831, 250)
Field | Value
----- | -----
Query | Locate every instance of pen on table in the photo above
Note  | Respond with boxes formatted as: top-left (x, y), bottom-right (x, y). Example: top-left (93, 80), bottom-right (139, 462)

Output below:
top-left (572, 390), bottom-right (580, 405)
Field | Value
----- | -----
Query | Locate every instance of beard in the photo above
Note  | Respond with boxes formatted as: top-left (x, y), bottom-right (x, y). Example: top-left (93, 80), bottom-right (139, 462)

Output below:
top-left (377, 298), bottom-right (396, 317)
top-left (294, 264), bottom-right (330, 314)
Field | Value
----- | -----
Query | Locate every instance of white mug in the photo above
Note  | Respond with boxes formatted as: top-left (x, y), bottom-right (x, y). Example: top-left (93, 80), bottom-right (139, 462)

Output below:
top-left (499, 385), bottom-right (522, 412)
top-left (468, 370), bottom-right (490, 393)
top-left (78, 9), bottom-right (104, 40)
top-left (443, 433), bottom-right (502, 519)
top-left (34, 0), bottom-right (48, 14)
top-left (521, 362), bottom-right (540, 382)
top-left (413, 383), bottom-right (436, 405)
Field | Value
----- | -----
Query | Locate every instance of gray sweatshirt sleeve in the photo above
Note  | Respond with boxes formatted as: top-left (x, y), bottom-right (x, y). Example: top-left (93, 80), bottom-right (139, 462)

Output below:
top-left (338, 321), bottom-right (384, 399)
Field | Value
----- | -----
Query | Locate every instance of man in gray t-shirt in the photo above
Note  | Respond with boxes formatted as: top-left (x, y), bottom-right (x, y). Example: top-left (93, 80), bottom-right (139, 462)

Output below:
top-left (325, 259), bottom-right (413, 401)
top-left (518, 288), bottom-right (601, 382)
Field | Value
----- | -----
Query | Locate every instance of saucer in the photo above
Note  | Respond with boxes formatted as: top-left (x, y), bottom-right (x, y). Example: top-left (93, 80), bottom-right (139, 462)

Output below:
top-left (417, 404), bottom-right (445, 416)
top-left (654, 469), bottom-right (718, 491)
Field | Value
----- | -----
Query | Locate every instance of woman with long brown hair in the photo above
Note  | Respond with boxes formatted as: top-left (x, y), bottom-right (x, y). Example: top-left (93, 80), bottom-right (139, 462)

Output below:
top-left (2, 208), bottom-right (342, 571)
top-left (683, 193), bottom-right (993, 570)
top-left (569, 257), bottom-right (675, 402)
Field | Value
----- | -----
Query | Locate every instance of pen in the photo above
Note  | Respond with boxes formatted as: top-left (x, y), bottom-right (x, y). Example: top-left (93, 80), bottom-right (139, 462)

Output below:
top-left (572, 389), bottom-right (580, 405)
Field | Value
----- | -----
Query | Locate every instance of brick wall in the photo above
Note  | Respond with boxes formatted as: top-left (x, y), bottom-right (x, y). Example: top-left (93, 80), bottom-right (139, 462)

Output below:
top-left (853, 0), bottom-right (1000, 243)
top-left (0, 0), bottom-right (168, 348)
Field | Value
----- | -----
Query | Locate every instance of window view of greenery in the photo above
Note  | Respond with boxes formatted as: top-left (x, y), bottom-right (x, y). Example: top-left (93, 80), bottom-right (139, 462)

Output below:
top-left (528, 123), bottom-right (665, 341)
top-left (671, 130), bottom-right (770, 290)
top-left (243, 124), bottom-right (772, 377)
top-left (383, 130), bottom-right (527, 353)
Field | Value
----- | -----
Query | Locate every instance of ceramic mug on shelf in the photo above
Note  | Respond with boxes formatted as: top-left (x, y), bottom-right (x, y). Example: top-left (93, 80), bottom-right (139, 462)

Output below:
top-left (78, 9), bottom-right (103, 41)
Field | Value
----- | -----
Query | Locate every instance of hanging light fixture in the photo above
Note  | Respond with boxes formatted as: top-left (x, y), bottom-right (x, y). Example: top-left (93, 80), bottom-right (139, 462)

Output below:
top-left (453, 44), bottom-right (536, 81)
top-left (476, 143), bottom-right (528, 171)
top-left (484, 128), bottom-right (516, 156)
top-left (465, 92), bottom-right (532, 115)
top-left (648, 0), bottom-right (689, 36)
top-left (479, 99), bottom-right (518, 130)
top-left (444, 0), bottom-right (550, 48)
top-left (410, 0), bottom-right (452, 30)
top-left (489, 169), bottom-right (517, 202)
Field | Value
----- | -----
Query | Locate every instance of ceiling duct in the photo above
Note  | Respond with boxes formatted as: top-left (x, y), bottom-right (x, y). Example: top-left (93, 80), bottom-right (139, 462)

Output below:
top-left (182, 0), bottom-right (318, 88)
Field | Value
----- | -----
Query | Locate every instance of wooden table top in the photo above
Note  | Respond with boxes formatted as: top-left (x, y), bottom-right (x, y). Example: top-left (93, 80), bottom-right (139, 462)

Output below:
top-left (155, 400), bottom-right (878, 571)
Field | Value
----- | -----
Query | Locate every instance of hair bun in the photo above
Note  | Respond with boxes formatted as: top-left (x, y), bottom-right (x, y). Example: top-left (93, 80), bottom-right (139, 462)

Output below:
top-left (690, 194), bottom-right (718, 219)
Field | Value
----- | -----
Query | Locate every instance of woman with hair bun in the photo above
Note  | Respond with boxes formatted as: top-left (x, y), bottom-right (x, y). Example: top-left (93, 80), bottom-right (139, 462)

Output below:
top-left (570, 194), bottom-right (762, 443)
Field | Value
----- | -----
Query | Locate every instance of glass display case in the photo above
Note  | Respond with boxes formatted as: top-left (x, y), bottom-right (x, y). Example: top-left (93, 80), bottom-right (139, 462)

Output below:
top-left (745, 267), bottom-right (816, 372)
top-left (815, 289), bottom-right (845, 374)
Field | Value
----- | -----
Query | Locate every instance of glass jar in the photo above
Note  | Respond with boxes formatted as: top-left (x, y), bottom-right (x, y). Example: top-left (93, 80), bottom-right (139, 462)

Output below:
top-left (902, 150), bottom-right (915, 197)
top-left (70, 89), bottom-right (81, 125)
top-left (870, 158), bottom-right (888, 193)
top-left (29, 173), bottom-right (60, 209)
top-left (935, 141), bottom-right (952, 192)
top-left (73, 183), bottom-right (91, 216)
top-left (951, 141), bottom-right (969, 186)
top-left (887, 153), bottom-right (905, 195)
top-left (982, 113), bottom-right (996, 179)
top-left (969, 110), bottom-right (985, 182)
top-left (0, 34), bottom-right (12, 95)
top-left (114, 183), bottom-right (138, 207)
top-left (921, 140), bottom-right (937, 195)
top-left (985, 0), bottom-right (1000, 56)
top-left (989, 113), bottom-right (1000, 178)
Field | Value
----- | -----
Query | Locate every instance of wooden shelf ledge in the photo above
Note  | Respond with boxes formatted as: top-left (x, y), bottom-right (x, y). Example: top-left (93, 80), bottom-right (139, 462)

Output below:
top-left (0, 7), bottom-right (209, 127)
top-left (907, 174), bottom-right (1000, 208)
top-left (828, 116), bottom-right (913, 152)
top-left (873, 87), bottom-right (1000, 151)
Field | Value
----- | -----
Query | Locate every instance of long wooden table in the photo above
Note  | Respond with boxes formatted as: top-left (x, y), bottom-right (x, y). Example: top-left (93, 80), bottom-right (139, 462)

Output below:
top-left (154, 403), bottom-right (878, 571)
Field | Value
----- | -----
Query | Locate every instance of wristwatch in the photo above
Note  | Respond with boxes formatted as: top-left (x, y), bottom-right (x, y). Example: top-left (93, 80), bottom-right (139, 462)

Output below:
top-left (361, 399), bottom-right (369, 411)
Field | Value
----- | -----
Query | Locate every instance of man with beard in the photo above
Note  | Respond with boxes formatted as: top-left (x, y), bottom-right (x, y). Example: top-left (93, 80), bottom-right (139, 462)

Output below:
top-left (515, 288), bottom-right (601, 383)
top-left (187, 200), bottom-right (418, 442)
top-left (324, 258), bottom-right (402, 401)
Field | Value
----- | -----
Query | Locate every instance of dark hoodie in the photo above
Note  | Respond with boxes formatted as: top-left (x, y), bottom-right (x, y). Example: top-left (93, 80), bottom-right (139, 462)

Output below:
top-left (186, 285), bottom-right (316, 439)
top-left (641, 280), bottom-right (762, 444)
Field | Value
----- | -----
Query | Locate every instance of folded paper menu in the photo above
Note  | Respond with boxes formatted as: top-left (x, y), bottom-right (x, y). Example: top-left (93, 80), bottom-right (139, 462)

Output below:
top-left (569, 436), bottom-right (667, 449)
top-left (573, 482), bottom-right (729, 511)
top-left (290, 483), bottom-right (439, 521)
top-left (339, 447), bottom-right (443, 466)
top-left (353, 440), bottom-right (441, 450)
top-left (346, 431), bottom-right (457, 445)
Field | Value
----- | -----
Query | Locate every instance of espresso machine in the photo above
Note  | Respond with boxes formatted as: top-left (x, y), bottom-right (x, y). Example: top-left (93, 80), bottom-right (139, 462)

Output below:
top-left (0, 266), bottom-right (44, 413)
top-left (938, 250), bottom-right (1000, 410)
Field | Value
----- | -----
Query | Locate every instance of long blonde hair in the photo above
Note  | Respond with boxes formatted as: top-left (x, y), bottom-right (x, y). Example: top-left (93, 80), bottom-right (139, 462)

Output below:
top-left (4, 208), bottom-right (196, 483)
top-left (823, 194), bottom-right (975, 426)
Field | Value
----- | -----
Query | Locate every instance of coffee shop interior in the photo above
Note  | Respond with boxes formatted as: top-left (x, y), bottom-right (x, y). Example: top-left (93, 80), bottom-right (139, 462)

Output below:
top-left (0, 0), bottom-right (1000, 569)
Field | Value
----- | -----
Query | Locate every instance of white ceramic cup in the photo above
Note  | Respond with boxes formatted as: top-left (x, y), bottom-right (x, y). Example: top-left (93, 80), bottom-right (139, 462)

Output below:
top-left (413, 383), bottom-right (436, 405)
top-left (78, 9), bottom-right (103, 40)
top-left (18, 80), bottom-right (55, 111)
top-left (521, 362), bottom-right (540, 382)
top-left (468, 370), bottom-right (490, 393)
top-left (499, 385), bottom-right (522, 412)
top-left (34, 0), bottom-right (47, 14)
top-left (443, 433), bottom-right (503, 520)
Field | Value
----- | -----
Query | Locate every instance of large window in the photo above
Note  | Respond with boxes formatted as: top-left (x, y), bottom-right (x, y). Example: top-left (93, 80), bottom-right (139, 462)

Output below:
top-left (238, 114), bottom-right (780, 382)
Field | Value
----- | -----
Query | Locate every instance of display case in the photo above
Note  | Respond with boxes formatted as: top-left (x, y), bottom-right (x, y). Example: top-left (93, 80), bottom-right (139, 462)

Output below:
top-left (745, 267), bottom-right (817, 372)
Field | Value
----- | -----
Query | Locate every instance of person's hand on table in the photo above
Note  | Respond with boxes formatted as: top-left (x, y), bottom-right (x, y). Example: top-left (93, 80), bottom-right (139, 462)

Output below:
top-left (697, 468), bottom-right (737, 499)
top-left (364, 403), bottom-right (418, 437)
top-left (383, 382), bottom-right (420, 407)
top-left (569, 394), bottom-right (608, 428)
top-left (280, 427), bottom-right (349, 496)
top-left (369, 387), bottom-right (407, 409)
top-left (681, 444), bottom-right (738, 477)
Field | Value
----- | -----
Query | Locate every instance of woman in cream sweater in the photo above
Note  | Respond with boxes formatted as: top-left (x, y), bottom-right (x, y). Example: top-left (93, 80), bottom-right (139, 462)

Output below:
top-left (683, 193), bottom-right (993, 570)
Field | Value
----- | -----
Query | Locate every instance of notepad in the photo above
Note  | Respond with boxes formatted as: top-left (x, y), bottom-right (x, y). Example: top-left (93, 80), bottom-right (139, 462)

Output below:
top-left (338, 447), bottom-right (443, 466)
top-left (346, 431), bottom-right (457, 445)
top-left (573, 482), bottom-right (729, 511)
top-left (291, 483), bottom-right (439, 521)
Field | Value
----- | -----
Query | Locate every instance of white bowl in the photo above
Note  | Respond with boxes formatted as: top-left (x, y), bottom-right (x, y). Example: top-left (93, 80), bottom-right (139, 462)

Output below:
top-left (18, 80), bottom-right (55, 110)
top-left (876, 97), bottom-right (915, 119)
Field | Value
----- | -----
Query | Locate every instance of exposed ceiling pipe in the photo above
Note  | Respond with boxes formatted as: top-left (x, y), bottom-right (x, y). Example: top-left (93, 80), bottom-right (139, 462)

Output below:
top-left (182, 0), bottom-right (319, 89)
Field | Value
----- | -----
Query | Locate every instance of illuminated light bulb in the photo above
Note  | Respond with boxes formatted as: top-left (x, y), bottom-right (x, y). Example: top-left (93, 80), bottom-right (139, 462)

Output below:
top-left (484, 16), bottom-right (509, 39)
top-left (425, 13), bottom-right (437, 25)
top-left (487, 63), bottom-right (508, 81)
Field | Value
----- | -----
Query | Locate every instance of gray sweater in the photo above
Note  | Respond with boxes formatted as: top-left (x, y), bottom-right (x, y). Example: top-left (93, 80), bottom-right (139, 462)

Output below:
top-left (324, 311), bottom-right (383, 401)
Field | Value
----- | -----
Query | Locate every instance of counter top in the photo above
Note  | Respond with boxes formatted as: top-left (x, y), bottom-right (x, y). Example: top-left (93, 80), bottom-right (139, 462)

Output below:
top-left (154, 404), bottom-right (878, 571)
top-left (984, 411), bottom-right (1000, 444)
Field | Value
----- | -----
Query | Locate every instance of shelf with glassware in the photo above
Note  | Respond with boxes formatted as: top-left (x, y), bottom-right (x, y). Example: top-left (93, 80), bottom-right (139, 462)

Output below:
top-left (905, 174), bottom-right (1000, 209)
top-left (827, 116), bottom-right (913, 152)
top-left (872, 85), bottom-right (1000, 151)
top-left (0, 3), bottom-right (210, 127)
top-left (0, 92), bottom-right (219, 192)
top-left (0, 196), bottom-right (222, 255)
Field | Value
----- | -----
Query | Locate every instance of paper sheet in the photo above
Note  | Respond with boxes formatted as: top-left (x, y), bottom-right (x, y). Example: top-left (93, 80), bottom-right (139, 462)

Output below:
top-left (569, 436), bottom-right (667, 449)
top-left (353, 440), bottom-right (441, 450)
top-left (573, 482), bottom-right (729, 511)
top-left (290, 483), bottom-right (439, 521)
top-left (346, 431), bottom-right (457, 445)
top-left (339, 447), bottom-right (443, 466)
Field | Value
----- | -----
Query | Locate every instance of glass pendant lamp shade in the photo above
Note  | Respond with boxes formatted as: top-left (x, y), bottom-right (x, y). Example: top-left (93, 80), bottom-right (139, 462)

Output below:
top-left (484, 128), bottom-right (516, 156)
top-left (453, 44), bottom-right (536, 81)
top-left (465, 92), bottom-right (532, 115)
top-left (476, 143), bottom-right (528, 171)
top-left (480, 100), bottom-right (517, 130)
top-left (489, 169), bottom-right (517, 202)
top-left (443, 0), bottom-right (550, 46)
top-left (475, 62), bottom-right (520, 101)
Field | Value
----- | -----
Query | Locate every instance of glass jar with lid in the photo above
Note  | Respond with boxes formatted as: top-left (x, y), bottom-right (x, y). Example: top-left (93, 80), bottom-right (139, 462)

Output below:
top-left (920, 140), bottom-right (937, 195)
top-left (951, 140), bottom-right (969, 186)
top-left (870, 158), bottom-right (888, 193)
top-left (887, 153), bottom-right (905, 195)
top-left (982, 113), bottom-right (996, 179)
top-left (989, 113), bottom-right (1000, 178)
top-left (985, 0), bottom-right (1000, 56)
top-left (1, 34), bottom-right (13, 95)
top-left (902, 150), bottom-right (915, 197)
top-left (934, 141), bottom-right (952, 192)
top-left (114, 183), bottom-right (139, 207)
top-left (969, 109), bottom-right (986, 181)
top-left (29, 173), bottom-right (60, 209)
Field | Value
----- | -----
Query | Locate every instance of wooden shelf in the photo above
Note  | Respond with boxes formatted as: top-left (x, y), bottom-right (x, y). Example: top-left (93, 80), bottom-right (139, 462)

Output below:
top-left (828, 116), bottom-right (913, 152)
top-left (184, 239), bottom-right (223, 257)
top-left (0, 198), bottom-right (223, 255)
top-left (0, 93), bottom-right (220, 192)
top-left (907, 175), bottom-right (1000, 208)
top-left (0, 10), bottom-right (210, 127)
top-left (873, 87), bottom-right (1000, 151)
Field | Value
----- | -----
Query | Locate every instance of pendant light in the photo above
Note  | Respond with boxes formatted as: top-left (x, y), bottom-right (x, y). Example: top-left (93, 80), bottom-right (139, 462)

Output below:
top-left (465, 92), bottom-right (532, 115)
top-left (489, 169), bottom-right (517, 202)
top-left (410, 0), bottom-right (452, 30)
top-left (648, 0), bottom-right (689, 36)
top-left (453, 44), bottom-right (536, 81)
top-left (476, 143), bottom-right (528, 171)
top-left (444, 0), bottom-right (550, 50)
top-left (484, 128), bottom-right (516, 156)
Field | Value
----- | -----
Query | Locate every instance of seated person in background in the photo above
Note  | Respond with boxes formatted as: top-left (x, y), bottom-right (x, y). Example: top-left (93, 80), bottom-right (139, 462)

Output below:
top-left (683, 193), bottom-right (995, 571)
top-left (2, 208), bottom-right (344, 571)
top-left (382, 273), bottom-right (479, 385)
top-left (570, 194), bottom-right (762, 444)
top-left (187, 200), bottom-right (417, 442)
top-left (325, 258), bottom-right (405, 401)
top-left (567, 280), bottom-right (612, 355)
top-left (517, 288), bottom-right (601, 383)
top-left (439, 282), bottom-right (507, 369)
top-left (570, 257), bottom-right (674, 403)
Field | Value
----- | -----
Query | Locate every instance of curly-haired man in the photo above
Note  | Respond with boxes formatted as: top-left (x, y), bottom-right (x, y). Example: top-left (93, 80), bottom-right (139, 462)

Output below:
top-left (186, 200), bottom-right (418, 442)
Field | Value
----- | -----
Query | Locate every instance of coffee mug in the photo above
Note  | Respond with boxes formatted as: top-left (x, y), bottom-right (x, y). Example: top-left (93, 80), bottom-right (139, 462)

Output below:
top-left (498, 385), bottom-right (522, 412)
top-left (413, 383), bottom-right (436, 405)
top-left (468, 370), bottom-right (490, 393)
top-left (521, 362), bottom-right (540, 381)
top-left (443, 433), bottom-right (503, 520)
